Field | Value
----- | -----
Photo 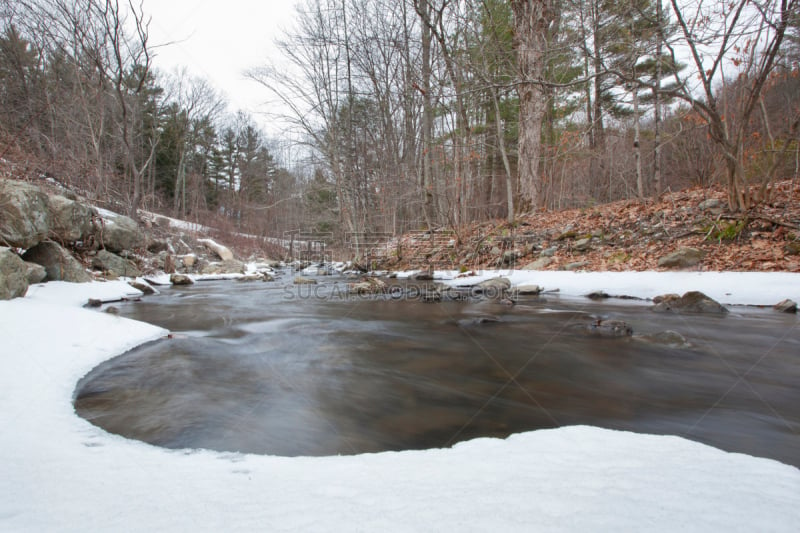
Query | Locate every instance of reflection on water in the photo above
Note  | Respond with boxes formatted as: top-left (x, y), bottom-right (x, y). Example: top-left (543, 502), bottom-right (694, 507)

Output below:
top-left (75, 277), bottom-right (800, 465)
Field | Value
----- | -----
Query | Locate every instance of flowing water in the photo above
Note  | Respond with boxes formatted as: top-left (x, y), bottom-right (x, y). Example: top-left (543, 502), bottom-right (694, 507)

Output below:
top-left (74, 275), bottom-right (800, 465)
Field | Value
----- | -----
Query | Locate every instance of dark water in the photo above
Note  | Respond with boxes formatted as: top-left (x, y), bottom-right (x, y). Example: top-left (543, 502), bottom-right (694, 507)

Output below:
top-left (74, 276), bottom-right (800, 465)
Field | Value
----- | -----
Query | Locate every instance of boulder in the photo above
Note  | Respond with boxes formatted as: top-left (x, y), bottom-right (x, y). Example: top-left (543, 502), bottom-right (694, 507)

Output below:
top-left (182, 254), bottom-right (197, 268)
top-left (147, 239), bottom-right (170, 254)
top-left (773, 299), bottom-right (797, 313)
top-left (652, 291), bottom-right (728, 314)
top-left (200, 260), bottom-right (246, 275)
top-left (92, 250), bottom-right (141, 278)
top-left (657, 247), bottom-right (705, 269)
top-left (474, 277), bottom-right (511, 296)
top-left (0, 179), bottom-right (51, 249)
top-left (22, 241), bottom-right (92, 283)
top-left (515, 284), bottom-right (542, 295)
top-left (170, 273), bottom-right (194, 286)
top-left (698, 198), bottom-right (721, 210)
top-left (502, 250), bottom-right (521, 265)
top-left (97, 212), bottom-right (145, 253)
top-left (294, 276), bottom-right (317, 285)
top-left (522, 257), bottom-right (554, 270)
top-left (25, 261), bottom-right (47, 284)
top-left (0, 247), bottom-right (29, 299)
top-left (198, 238), bottom-right (234, 261)
top-left (48, 194), bottom-right (94, 243)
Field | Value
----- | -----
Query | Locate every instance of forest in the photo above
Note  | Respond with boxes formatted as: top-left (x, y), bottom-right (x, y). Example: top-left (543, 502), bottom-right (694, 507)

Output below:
top-left (1, 0), bottom-right (798, 249)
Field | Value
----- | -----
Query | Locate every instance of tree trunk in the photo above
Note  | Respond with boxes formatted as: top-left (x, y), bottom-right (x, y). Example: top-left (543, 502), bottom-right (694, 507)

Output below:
top-left (511, 0), bottom-right (553, 211)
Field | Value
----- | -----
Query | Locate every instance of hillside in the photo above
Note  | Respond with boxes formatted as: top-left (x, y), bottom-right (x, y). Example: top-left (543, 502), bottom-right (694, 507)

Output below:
top-left (377, 180), bottom-right (800, 273)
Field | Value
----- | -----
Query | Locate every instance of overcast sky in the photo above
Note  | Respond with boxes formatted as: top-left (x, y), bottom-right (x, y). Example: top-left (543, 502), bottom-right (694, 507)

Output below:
top-left (141, 0), bottom-right (300, 130)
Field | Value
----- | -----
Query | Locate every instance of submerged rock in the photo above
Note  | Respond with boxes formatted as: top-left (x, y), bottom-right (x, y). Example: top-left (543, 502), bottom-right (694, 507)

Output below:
top-left (652, 291), bottom-right (728, 314)
top-left (637, 330), bottom-right (690, 348)
top-left (584, 319), bottom-right (633, 337)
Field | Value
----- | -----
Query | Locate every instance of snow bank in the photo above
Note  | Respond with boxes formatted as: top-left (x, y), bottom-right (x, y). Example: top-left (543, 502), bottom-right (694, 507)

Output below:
top-left (398, 270), bottom-right (800, 306)
top-left (1, 279), bottom-right (799, 532)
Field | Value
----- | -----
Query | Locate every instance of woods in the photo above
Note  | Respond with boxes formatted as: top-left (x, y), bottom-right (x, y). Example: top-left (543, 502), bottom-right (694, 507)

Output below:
top-left (1, 0), bottom-right (798, 253)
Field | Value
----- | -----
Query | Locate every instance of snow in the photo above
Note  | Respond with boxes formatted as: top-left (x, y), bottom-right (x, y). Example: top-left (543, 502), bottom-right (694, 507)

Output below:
top-left (1, 276), bottom-right (799, 531)
top-left (394, 269), bottom-right (800, 306)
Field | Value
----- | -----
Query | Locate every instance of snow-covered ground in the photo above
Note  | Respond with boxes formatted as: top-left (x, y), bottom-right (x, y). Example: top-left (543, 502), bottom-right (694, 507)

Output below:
top-left (1, 274), bottom-right (799, 532)
top-left (399, 269), bottom-right (800, 306)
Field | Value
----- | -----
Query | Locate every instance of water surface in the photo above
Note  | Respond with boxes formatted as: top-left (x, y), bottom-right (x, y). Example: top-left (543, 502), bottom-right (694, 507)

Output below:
top-left (75, 277), bottom-right (800, 465)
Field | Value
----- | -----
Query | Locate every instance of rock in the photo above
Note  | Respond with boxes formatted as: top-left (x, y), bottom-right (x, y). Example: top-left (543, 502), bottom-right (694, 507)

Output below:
top-left (48, 194), bottom-right (94, 243)
top-left (657, 247), bottom-right (705, 268)
top-left (502, 250), bottom-right (521, 265)
top-left (563, 261), bottom-right (590, 271)
top-left (105, 306), bottom-right (119, 315)
top-left (638, 330), bottom-right (689, 347)
top-left (586, 290), bottom-right (610, 300)
top-left (86, 298), bottom-right (103, 308)
top-left (573, 237), bottom-right (592, 252)
top-left (785, 242), bottom-right (800, 256)
top-left (652, 291), bottom-right (728, 314)
top-left (522, 257), bottom-right (554, 270)
top-left (0, 247), bottom-right (29, 299)
top-left (515, 284), bottom-right (542, 295)
top-left (409, 269), bottom-right (434, 281)
top-left (97, 212), bottom-right (145, 253)
top-left (349, 277), bottom-right (387, 294)
top-left (147, 239), bottom-right (170, 254)
top-left (653, 293), bottom-right (680, 304)
top-left (490, 246), bottom-right (502, 256)
top-left (182, 254), bottom-right (197, 268)
top-left (585, 319), bottom-right (633, 337)
top-left (474, 277), bottom-right (511, 296)
top-left (164, 254), bottom-right (176, 274)
top-left (540, 246), bottom-right (558, 257)
top-left (22, 241), bottom-right (92, 283)
top-left (198, 238), bottom-right (234, 261)
top-left (236, 274), bottom-right (266, 282)
top-left (698, 198), bottom-right (721, 210)
top-left (200, 259), bottom-right (246, 275)
top-left (0, 179), bottom-right (51, 249)
top-left (25, 261), bottom-right (47, 284)
top-left (128, 280), bottom-right (156, 295)
top-left (170, 273), bottom-right (194, 285)
top-left (294, 276), bottom-right (317, 285)
top-left (92, 250), bottom-right (141, 278)
top-left (773, 299), bottom-right (797, 313)
top-left (457, 315), bottom-right (501, 327)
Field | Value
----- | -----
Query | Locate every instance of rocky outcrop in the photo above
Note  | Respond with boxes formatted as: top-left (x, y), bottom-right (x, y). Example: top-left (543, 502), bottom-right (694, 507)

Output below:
top-left (22, 241), bottom-right (92, 283)
top-left (0, 247), bottom-right (29, 299)
top-left (652, 291), bottom-right (728, 314)
top-left (0, 179), bottom-right (52, 249)
top-left (97, 212), bottom-right (144, 253)
top-left (92, 250), bottom-right (141, 278)
top-left (198, 238), bottom-right (234, 261)
top-left (657, 247), bottom-right (705, 269)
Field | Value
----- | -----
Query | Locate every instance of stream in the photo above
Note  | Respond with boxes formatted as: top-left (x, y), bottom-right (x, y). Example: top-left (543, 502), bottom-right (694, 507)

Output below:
top-left (74, 275), bottom-right (800, 465)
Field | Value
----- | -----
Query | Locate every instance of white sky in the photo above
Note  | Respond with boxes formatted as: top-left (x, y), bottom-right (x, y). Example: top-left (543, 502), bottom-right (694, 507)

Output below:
top-left (140, 0), bottom-right (300, 131)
